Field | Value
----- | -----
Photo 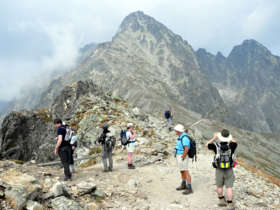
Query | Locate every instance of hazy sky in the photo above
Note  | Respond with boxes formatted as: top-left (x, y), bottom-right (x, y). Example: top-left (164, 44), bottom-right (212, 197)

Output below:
top-left (0, 0), bottom-right (279, 101)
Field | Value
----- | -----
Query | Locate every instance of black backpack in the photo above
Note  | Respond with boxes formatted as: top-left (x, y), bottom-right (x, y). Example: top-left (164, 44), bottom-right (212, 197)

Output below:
top-left (179, 134), bottom-right (197, 161)
top-left (212, 142), bottom-right (233, 169)
top-left (105, 136), bottom-right (116, 151)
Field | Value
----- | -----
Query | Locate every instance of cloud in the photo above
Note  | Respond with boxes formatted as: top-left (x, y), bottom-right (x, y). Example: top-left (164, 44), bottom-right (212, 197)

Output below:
top-left (0, 0), bottom-right (279, 101)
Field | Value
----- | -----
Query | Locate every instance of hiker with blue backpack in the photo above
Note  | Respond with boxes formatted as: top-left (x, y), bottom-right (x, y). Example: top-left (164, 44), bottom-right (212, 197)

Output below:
top-left (174, 124), bottom-right (194, 195)
top-left (164, 107), bottom-right (174, 131)
top-left (120, 123), bottom-right (136, 169)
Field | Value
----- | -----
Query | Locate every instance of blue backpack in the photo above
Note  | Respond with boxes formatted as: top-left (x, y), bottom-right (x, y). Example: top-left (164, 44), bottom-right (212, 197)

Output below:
top-left (164, 110), bottom-right (171, 119)
top-left (120, 130), bottom-right (129, 146)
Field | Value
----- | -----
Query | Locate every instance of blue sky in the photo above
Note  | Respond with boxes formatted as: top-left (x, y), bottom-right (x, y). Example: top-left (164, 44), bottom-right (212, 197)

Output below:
top-left (0, 0), bottom-right (279, 101)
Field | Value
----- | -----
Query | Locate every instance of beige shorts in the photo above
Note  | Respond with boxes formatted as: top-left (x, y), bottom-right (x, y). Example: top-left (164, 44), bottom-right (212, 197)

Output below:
top-left (176, 154), bottom-right (189, 171)
top-left (127, 142), bottom-right (135, 153)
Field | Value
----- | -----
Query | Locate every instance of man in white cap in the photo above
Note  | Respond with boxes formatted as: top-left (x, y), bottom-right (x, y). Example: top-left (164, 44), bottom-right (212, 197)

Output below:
top-left (126, 123), bottom-right (136, 169)
top-left (174, 124), bottom-right (193, 195)
top-left (206, 129), bottom-right (237, 210)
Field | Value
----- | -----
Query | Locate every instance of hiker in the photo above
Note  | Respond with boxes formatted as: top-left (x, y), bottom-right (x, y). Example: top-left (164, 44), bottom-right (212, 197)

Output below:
top-left (54, 119), bottom-right (72, 181)
top-left (126, 123), bottom-right (136, 169)
top-left (174, 124), bottom-right (193, 194)
top-left (164, 107), bottom-right (173, 131)
top-left (98, 124), bottom-right (116, 172)
top-left (206, 129), bottom-right (237, 210)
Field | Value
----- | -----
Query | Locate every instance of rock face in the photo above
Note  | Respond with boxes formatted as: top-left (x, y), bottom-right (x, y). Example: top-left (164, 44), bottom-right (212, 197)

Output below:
top-left (196, 39), bottom-right (280, 132)
top-left (0, 110), bottom-right (55, 162)
top-left (51, 80), bottom-right (107, 120)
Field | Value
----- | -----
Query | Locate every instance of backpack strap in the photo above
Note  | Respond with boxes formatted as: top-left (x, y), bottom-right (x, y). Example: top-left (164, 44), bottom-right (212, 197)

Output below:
top-left (175, 134), bottom-right (187, 154)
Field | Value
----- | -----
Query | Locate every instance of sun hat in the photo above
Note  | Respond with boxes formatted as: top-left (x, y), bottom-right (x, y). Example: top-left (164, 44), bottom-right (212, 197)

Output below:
top-left (106, 133), bottom-right (113, 137)
top-left (127, 123), bottom-right (133, 128)
top-left (174, 124), bottom-right (184, 133)
top-left (217, 129), bottom-right (232, 142)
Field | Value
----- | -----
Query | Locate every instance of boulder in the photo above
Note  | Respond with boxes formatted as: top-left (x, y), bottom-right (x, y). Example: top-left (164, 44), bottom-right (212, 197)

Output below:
top-left (49, 181), bottom-right (70, 198)
top-left (5, 188), bottom-right (27, 210)
top-left (85, 202), bottom-right (99, 210)
top-left (0, 169), bottom-right (42, 201)
top-left (51, 196), bottom-right (83, 210)
top-left (26, 200), bottom-right (44, 210)
top-left (75, 180), bottom-right (97, 196)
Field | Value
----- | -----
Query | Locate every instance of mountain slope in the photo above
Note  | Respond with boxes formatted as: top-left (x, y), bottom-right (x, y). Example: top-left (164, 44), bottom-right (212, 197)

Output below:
top-left (34, 11), bottom-right (254, 131)
top-left (196, 39), bottom-right (280, 132)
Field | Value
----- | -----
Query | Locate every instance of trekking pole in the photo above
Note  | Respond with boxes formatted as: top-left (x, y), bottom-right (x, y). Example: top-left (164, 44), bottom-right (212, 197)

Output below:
top-left (187, 118), bottom-right (205, 129)
top-left (37, 153), bottom-right (101, 167)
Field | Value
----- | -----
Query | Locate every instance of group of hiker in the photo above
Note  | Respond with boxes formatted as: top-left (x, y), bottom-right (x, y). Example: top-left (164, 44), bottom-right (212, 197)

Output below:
top-left (53, 106), bottom-right (238, 210)
top-left (53, 119), bottom-right (137, 180)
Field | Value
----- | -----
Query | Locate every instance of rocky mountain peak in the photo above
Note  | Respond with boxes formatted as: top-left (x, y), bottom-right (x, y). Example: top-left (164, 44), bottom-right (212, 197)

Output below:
top-left (228, 39), bottom-right (272, 66)
top-left (116, 11), bottom-right (182, 43)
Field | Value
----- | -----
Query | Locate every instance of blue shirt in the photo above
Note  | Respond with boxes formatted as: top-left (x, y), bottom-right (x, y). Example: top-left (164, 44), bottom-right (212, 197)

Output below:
top-left (175, 132), bottom-right (190, 155)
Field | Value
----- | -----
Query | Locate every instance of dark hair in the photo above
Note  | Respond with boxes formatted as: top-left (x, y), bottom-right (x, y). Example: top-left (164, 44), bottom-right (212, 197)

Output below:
top-left (103, 124), bottom-right (109, 130)
top-left (53, 119), bottom-right (62, 124)
top-left (221, 129), bottom-right (230, 137)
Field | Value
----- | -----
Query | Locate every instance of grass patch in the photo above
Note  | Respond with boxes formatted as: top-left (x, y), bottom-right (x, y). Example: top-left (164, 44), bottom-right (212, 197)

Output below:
top-left (38, 108), bottom-right (52, 122)
top-left (89, 147), bottom-right (102, 155)
top-left (12, 160), bottom-right (24, 165)
top-left (80, 158), bottom-right (97, 168)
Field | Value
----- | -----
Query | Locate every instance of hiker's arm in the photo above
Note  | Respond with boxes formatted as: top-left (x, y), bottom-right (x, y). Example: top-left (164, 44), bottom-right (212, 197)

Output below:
top-left (205, 133), bottom-right (218, 146)
top-left (231, 139), bottom-right (237, 143)
top-left (54, 135), bottom-right (63, 155)
top-left (182, 146), bottom-right (189, 160)
top-left (130, 130), bottom-right (136, 139)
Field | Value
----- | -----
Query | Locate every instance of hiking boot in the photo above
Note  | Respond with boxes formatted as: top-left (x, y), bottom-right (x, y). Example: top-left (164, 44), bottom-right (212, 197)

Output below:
top-left (128, 164), bottom-right (135, 169)
top-left (108, 168), bottom-right (113, 172)
top-left (218, 197), bottom-right (227, 207)
top-left (176, 184), bottom-right (187, 191)
top-left (64, 177), bottom-right (72, 181)
top-left (103, 168), bottom-right (109, 172)
top-left (182, 187), bottom-right (193, 195)
top-left (227, 202), bottom-right (235, 210)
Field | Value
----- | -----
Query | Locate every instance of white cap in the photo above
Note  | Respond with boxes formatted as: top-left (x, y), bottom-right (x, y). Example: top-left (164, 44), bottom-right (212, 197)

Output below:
top-left (106, 133), bottom-right (113, 137)
top-left (174, 124), bottom-right (184, 133)
top-left (127, 123), bottom-right (133, 128)
top-left (217, 132), bottom-right (232, 143)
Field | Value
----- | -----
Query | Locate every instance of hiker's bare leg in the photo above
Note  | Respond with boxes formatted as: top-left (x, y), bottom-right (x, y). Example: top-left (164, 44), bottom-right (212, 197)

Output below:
top-left (186, 170), bottom-right (191, 184)
top-left (226, 187), bottom-right (233, 201)
top-left (128, 152), bottom-right (132, 164)
top-left (181, 171), bottom-right (187, 181)
top-left (217, 187), bottom-right (223, 197)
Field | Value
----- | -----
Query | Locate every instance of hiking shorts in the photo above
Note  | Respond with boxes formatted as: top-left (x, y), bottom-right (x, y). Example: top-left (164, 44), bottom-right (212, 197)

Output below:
top-left (127, 142), bottom-right (135, 153)
top-left (215, 168), bottom-right (235, 188)
top-left (176, 154), bottom-right (189, 171)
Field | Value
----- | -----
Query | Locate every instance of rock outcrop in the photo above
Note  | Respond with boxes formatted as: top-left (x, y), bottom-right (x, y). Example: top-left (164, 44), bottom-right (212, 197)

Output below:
top-left (0, 110), bottom-right (55, 162)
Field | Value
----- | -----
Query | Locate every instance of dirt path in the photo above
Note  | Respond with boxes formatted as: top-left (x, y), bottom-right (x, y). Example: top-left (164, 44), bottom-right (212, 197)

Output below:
top-left (68, 152), bottom-right (220, 210)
